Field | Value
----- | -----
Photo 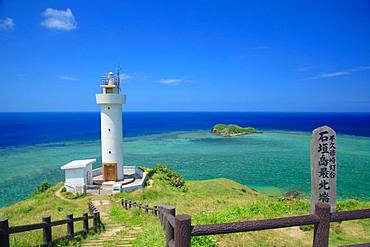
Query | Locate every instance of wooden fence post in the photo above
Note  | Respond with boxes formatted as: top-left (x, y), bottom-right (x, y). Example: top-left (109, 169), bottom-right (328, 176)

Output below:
top-left (97, 211), bottom-right (101, 225)
top-left (83, 212), bottom-right (89, 233)
top-left (163, 206), bottom-right (176, 247)
top-left (42, 215), bottom-right (52, 245)
top-left (154, 206), bottom-right (158, 216)
top-left (145, 204), bottom-right (149, 213)
top-left (175, 214), bottom-right (191, 247)
top-left (121, 199), bottom-right (124, 207)
top-left (313, 203), bottom-right (331, 247)
top-left (124, 200), bottom-right (128, 209)
top-left (129, 200), bottom-right (132, 208)
top-left (0, 217), bottom-right (10, 247)
top-left (93, 211), bottom-right (98, 231)
top-left (159, 206), bottom-right (164, 226)
top-left (67, 213), bottom-right (74, 237)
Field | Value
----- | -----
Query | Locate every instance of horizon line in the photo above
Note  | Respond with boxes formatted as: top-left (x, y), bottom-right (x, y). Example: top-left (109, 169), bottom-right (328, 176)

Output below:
top-left (1, 111), bottom-right (370, 114)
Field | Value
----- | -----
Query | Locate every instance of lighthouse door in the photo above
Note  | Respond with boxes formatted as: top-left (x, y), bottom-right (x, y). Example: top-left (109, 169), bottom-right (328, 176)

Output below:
top-left (103, 163), bottom-right (117, 181)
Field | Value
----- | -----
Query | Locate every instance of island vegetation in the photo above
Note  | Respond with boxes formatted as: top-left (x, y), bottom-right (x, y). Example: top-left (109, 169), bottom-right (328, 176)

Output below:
top-left (1, 164), bottom-right (369, 246)
top-left (211, 123), bottom-right (258, 137)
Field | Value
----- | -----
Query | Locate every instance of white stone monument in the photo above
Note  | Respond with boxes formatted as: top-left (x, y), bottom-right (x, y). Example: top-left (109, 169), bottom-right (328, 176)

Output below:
top-left (310, 125), bottom-right (337, 213)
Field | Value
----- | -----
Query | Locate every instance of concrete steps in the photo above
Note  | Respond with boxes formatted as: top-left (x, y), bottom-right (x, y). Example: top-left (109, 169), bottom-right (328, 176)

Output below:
top-left (80, 224), bottom-right (143, 247)
top-left (80, 198), bottom-right (143, 247)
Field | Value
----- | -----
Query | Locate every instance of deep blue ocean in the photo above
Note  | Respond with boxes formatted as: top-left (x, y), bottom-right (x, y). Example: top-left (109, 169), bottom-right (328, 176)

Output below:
top-left (1, 112), bottom-right (370, 148)
top-left (0, 112), bottom-right (370, 207)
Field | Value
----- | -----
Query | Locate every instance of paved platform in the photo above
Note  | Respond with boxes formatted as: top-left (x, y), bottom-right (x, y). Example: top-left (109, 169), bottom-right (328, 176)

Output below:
top-left (87, 171), bottom-right (148, 195)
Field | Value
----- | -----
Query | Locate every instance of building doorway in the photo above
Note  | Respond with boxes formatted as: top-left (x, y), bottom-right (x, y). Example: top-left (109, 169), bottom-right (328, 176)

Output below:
top-left (103, 163), bottom-right (117, 181)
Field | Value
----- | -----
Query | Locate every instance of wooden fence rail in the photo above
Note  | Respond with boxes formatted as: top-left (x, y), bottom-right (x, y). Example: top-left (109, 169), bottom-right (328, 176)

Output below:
top-left (121, 198), bottom-right (370, 247)
top-left (0, 201), bottom-right (102, 247)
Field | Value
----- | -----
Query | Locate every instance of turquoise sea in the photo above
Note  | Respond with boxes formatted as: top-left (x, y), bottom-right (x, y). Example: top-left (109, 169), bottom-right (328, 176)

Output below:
top-left (0, 112), bottom-right (370, 207)
top-left (1, 130), bottom-right (370, 207)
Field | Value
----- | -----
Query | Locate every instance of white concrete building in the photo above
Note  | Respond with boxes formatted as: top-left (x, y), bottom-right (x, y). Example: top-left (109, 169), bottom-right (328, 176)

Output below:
top-left (96, 71), bottom-right (126, 181)
top-left (60, 159), bottom-right (96, 193)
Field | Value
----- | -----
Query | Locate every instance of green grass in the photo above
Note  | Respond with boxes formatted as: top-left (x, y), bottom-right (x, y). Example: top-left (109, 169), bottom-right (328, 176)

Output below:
top-left (0, 183), bottom-right (92, 246)
top-left (1, 173), bottom-right (370, 246)
top-left (63, 191), bottom-right (86, 200)
top-left (112, 177), bottom-right (370, 247)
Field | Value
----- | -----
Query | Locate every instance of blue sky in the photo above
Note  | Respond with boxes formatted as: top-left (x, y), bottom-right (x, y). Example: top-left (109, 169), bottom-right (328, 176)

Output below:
top-left (0, 0), bottom-right (370, 112)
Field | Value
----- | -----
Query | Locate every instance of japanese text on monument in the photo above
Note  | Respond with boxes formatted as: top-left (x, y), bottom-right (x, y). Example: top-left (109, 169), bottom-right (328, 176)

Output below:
top-left (311, 126), bottom-right (336, 213)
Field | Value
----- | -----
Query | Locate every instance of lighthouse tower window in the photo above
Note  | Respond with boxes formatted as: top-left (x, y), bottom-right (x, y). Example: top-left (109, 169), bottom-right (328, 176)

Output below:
top-left (107, 106), bottom-right (110, 110)
top-left (109, 151), bottom-right (111, 154)
top-left (108, 129), bottom-right (111, 132)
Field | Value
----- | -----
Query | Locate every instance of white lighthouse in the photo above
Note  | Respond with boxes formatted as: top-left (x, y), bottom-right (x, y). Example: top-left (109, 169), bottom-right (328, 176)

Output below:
top-left (61, 67), bottom-right (147, 194)
top-left (96, 69), bottom-right (126, 181)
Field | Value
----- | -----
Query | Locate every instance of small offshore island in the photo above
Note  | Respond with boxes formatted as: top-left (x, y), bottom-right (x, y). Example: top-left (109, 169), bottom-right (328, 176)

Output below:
top-left (211, 123), bottom-right (258, 137)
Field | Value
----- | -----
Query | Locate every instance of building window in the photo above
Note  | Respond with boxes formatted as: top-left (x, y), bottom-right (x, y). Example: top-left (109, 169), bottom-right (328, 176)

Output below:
top-left (107, 106), bottom-right (110, 110)
top-left (108, 128), bottom-right (111, 132)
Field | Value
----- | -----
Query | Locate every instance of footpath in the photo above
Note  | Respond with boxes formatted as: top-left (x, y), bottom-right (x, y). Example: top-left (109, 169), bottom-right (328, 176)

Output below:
top-left (81, 196), bottom-right (143, 247)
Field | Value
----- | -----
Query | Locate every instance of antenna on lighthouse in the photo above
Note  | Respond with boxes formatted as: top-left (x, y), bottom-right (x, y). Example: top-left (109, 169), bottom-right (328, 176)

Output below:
top-left (117, 64), bottom-right (121, 91)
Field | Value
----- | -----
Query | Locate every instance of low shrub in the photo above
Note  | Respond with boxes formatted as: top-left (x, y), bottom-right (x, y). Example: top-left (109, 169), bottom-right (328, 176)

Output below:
top-left (64, 192), bottom-right (85, 200)
top-left (36, 180), bottom-right (52, 194)
top-left (153, 163), bottom-right (187, 191)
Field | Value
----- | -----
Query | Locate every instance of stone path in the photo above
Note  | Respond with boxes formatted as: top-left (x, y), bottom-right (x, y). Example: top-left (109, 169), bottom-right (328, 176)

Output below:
top-left (81, 224), bottom-right (143, 247)
top-left (80, 197), bottom-right (143, 247)
top-left (89, 199), bottom-right (112, 220)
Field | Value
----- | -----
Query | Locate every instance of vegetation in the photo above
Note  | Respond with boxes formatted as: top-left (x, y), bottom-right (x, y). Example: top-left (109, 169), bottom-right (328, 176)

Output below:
top-left (149, 163), bottom-right (187, 191)
top-left (211, 124), bottom-right (257, 136)
top-left (63, 192), bottom-right (86, 200)
top-left (111, 172), bottom-right (370, 247)
top-left (0, 183), bottom-right (91, 246)
top-left (1, 166), bottom-right (370, 246)
top-left (35, 180), bottom-right (52, 194)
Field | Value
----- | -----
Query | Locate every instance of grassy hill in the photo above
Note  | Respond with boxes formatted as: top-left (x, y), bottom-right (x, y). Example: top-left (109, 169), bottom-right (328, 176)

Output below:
top-left (111, 172), bottom-right (370, 247)
top-left (1, 166), bottom-right (370, 246)
top-left (0, 183), bottom-right (91, 246)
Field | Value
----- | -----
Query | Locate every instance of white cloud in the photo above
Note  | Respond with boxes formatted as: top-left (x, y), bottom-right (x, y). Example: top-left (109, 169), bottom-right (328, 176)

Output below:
top-left (295, 66), bottom-right (312, 72)
top-left (159, 78), bottom-right (185, 85)
top-left (121, 73), bottom-right (133, 81)
top-left (349, 66), bottom-right (370, 72)
top-left (58, 75), bottom-right (78, 81)
top-left (41, 8), bottom-right (77, 31)
top-left (306, 66), bottom-right (370, 80)
top-left (0, 17), bottom-right (14, 30)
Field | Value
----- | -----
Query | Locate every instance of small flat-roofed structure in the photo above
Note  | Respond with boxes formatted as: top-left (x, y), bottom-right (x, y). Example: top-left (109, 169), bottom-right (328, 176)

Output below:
top-left (61, 159), bottom-right (96, 193)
